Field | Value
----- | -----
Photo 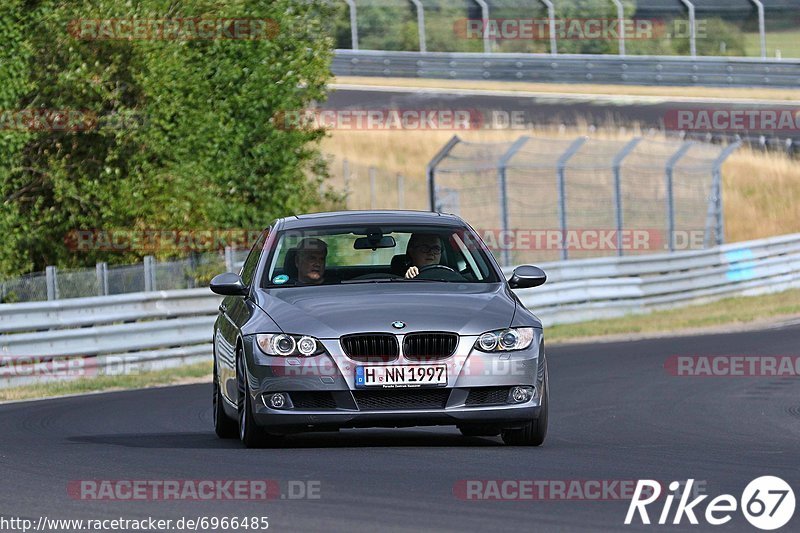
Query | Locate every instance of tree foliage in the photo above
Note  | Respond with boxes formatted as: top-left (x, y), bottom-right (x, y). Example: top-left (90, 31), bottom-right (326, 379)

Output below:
top-left (0, 0), bottom-right (338, 276)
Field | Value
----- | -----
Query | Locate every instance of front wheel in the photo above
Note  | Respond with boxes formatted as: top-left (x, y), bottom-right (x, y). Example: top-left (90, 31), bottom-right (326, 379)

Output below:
top-left (501, 381), bottom-right (548, 446)
top-left (237, 351), bottom-right (283, 448)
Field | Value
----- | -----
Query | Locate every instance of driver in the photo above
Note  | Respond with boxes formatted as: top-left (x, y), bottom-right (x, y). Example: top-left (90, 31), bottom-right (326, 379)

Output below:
top-left (295, 237), bottom-right (327, 285)
top-left (404, 233), bottom-right (443, 279)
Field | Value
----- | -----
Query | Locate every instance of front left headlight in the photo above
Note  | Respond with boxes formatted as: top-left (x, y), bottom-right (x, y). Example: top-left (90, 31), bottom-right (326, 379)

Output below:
top-left (474, 327), bottom-right (535, 352)
top-left (255, 333), bottom-right (327, 357)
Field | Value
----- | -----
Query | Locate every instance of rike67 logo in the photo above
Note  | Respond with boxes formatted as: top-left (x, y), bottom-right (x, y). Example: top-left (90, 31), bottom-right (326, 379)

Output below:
top-left (625, 477), bottom-right (795, 530)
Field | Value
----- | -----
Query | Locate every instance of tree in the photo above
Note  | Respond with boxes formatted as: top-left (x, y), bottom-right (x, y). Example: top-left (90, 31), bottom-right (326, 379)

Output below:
top-left (0, 0), bottom-right (338, 276)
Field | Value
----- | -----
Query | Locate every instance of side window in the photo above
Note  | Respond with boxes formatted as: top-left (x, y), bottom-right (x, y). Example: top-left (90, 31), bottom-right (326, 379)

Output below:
top-left (240, 230), bottom-right (268, 286)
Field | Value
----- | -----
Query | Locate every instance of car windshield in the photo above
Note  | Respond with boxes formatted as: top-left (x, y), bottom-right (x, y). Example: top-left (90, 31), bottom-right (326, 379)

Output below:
top-left (261, 224), bottom-right (500, 287)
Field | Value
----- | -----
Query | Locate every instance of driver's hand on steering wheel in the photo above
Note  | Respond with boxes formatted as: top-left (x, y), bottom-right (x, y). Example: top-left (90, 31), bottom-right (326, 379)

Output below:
top-left (405, 266), bottom-right (419, 279)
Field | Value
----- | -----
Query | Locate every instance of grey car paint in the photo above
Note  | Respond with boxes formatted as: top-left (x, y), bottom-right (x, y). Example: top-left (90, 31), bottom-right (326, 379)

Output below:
top-left (212, 210), bottom-right (548, 441)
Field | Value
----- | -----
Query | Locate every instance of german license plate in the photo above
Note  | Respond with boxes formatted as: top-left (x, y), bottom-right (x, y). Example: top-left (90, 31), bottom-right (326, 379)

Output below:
top-left (355, 365), bottom-right (447, 388)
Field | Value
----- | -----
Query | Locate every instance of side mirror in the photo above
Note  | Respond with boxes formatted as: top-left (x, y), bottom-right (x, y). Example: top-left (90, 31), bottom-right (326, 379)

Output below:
top-left (210, 272), bottom-right (249, 296)
top-left (508, 265), bottom-right (547, 289)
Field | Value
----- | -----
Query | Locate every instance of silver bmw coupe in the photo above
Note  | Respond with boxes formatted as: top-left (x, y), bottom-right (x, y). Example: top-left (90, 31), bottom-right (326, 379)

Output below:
top-left (210, 211), bottom-right (548, 447)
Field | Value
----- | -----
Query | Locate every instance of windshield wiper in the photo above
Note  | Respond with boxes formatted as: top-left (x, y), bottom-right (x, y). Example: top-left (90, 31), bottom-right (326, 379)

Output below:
top-left (340, 277), bottom-right (438, 284)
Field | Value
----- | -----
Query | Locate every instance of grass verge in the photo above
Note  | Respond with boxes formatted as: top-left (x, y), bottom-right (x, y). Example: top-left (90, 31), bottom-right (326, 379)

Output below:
top-left (547, 288), bottom-right (800, 344)
top-left (334, 76), bottom-right (800, 102)
top-left (0, 361), bottom-right (211, 403)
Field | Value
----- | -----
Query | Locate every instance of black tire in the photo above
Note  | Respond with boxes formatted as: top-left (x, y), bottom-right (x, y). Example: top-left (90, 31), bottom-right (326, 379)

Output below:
top-left (458, 425), bottom-right (501, 437)
top-left (501, 380), bottom-right (548, 447)
top-left (236, 351), bottom-right (283, 448)
top-left (213, 359), bottom-right (238, 439)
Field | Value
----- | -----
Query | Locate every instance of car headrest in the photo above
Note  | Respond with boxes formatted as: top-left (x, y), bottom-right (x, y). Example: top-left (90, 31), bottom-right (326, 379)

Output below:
top-left (390, 254), bottom-right (411, 276)
top-left (283, 248), bottom-right (298, 278)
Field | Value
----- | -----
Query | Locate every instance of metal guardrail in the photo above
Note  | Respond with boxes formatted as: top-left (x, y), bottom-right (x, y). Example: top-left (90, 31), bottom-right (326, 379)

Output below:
top-left (1, 232), bottom-right (799, 389)
top-left (509, 232), bottom-right (800, 324)
top-left (332, 50), bottom-right (800, 88)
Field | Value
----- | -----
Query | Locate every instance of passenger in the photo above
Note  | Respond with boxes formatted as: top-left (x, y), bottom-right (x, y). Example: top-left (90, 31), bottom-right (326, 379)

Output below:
top-left (404, 233), bottom-right (443, 279)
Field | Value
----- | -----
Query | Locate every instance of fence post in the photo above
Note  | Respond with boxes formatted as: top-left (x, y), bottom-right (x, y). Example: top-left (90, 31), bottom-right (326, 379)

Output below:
top-left (707, 141), bottom-right (741, 246)
top-left (665, 141), bottom-right (694, 252)
top-left (749, 0), bottom-right (767, 59)
top-left (343, 158), bottom-right (350, 210)
top-left (369, 166), bottom-right (376, 209)
top-left (96, 262), bottom-right (109, 296)
top-left (144, 255), bottom-right (156, 292)
top-left (540, 0), bottom-right (557, 55)
top-left (611, 137), bottom-right (642, 256)
top-left (224, 246), bottom-right (234, 272)
top-left (556, 137), bottom-right (588, 261)
top-left (344, 0), bottom-right (359, 51)
top-left (397, 173), bottom-right (405, 209)
top-left (679, 0), bottom-right (697, 58)
top-left (473, 0), bottom-right (492, 53)
top-left (410, 0), bottom-right (426, 53)
top-left (497, 136), bottom-right (530, 268)
top-left (611, 0), bottom-right (626, 56)
top-left (426, 135), bottom-right (462, 211)
top-left (45, 266), bottom-right (58, 300)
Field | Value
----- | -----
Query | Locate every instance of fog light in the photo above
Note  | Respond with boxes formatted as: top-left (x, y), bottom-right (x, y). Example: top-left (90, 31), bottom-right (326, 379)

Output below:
top-left (510, 386), bottom-right (534, 403)
top-left (268, 393), bottom-right (287, 409)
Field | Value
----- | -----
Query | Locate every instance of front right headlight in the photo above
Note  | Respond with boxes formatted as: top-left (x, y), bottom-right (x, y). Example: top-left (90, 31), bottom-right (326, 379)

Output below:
top-left (474, 327), bottom-right (535, 352)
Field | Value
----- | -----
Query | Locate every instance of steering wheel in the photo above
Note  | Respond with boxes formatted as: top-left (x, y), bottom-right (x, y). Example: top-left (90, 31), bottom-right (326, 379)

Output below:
top-left (419, 264), bottom-right (456, 273)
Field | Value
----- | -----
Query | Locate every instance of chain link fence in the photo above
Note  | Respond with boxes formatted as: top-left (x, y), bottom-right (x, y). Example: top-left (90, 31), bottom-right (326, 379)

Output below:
top-left (427, 135), bottom-right (740, 266)
top-left (0, 251), bottom-right (252, 303)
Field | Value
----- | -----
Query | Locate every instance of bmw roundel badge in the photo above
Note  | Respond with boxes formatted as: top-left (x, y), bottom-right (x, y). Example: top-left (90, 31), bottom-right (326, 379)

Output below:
top-left (391, 321), bottom-right (406, 329)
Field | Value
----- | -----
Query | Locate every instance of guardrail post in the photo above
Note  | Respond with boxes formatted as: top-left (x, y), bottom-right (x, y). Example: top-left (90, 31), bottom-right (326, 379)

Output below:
top-left (612, 137), bottom-right (642, 256)
top-left (540, 0), bottom-right (557, 55)
top-left (143, 256), bottom-right (156, 292)
top-left (427, 135), bottom-right (462, 211)
top-left (96, 262), bottom-right (109, 296)
top-left (397, 173), bottom-right (405, 209)
top-left (665, 141), bottom-right (694, 252)
top-left (749, 0), bottom-right (767, 59)
top-left (679, 0), bottom-right (697, 58)
top-left (556, 137), bottom-right (588, 260)
top-left (344, 0), bottom-right (359, 51)
top-left (410, 0), bottom-right (426, 53)
top-left (45, 266), bottom-right (58, 301)
top-left (611, 0), bottom-right (626, 56)
top-left (497, 136), bottom-right (530, 267)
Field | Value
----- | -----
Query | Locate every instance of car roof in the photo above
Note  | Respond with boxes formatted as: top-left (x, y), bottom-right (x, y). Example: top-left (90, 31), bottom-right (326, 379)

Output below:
top-left (278, 210), bottom-right (466, 230)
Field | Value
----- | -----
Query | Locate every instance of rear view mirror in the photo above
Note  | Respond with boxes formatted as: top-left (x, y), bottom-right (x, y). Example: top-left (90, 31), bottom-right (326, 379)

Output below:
top-left (354, 235), bottom-right (396, 250)
top-left (508, 265), bottom-right (547, 289)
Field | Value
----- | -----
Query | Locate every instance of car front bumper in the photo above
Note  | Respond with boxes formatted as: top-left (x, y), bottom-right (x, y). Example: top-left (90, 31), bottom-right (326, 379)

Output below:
top-left (243, 333), bottom-right (546, 432)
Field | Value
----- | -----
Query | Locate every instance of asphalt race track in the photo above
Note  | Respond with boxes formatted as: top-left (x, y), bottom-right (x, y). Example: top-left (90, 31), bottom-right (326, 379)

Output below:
top-left (1, 324), bottom-right (798, 532)
top-left (327, 86), bottom-right (800, 150)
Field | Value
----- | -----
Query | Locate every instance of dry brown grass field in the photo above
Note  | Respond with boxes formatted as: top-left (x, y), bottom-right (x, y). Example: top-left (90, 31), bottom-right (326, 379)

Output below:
top-left (320, 126), bottom-right (800, 243)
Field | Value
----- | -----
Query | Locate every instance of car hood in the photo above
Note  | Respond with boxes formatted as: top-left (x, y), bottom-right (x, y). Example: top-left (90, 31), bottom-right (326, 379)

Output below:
top-left (254, 282), bottom-right (519, 338)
